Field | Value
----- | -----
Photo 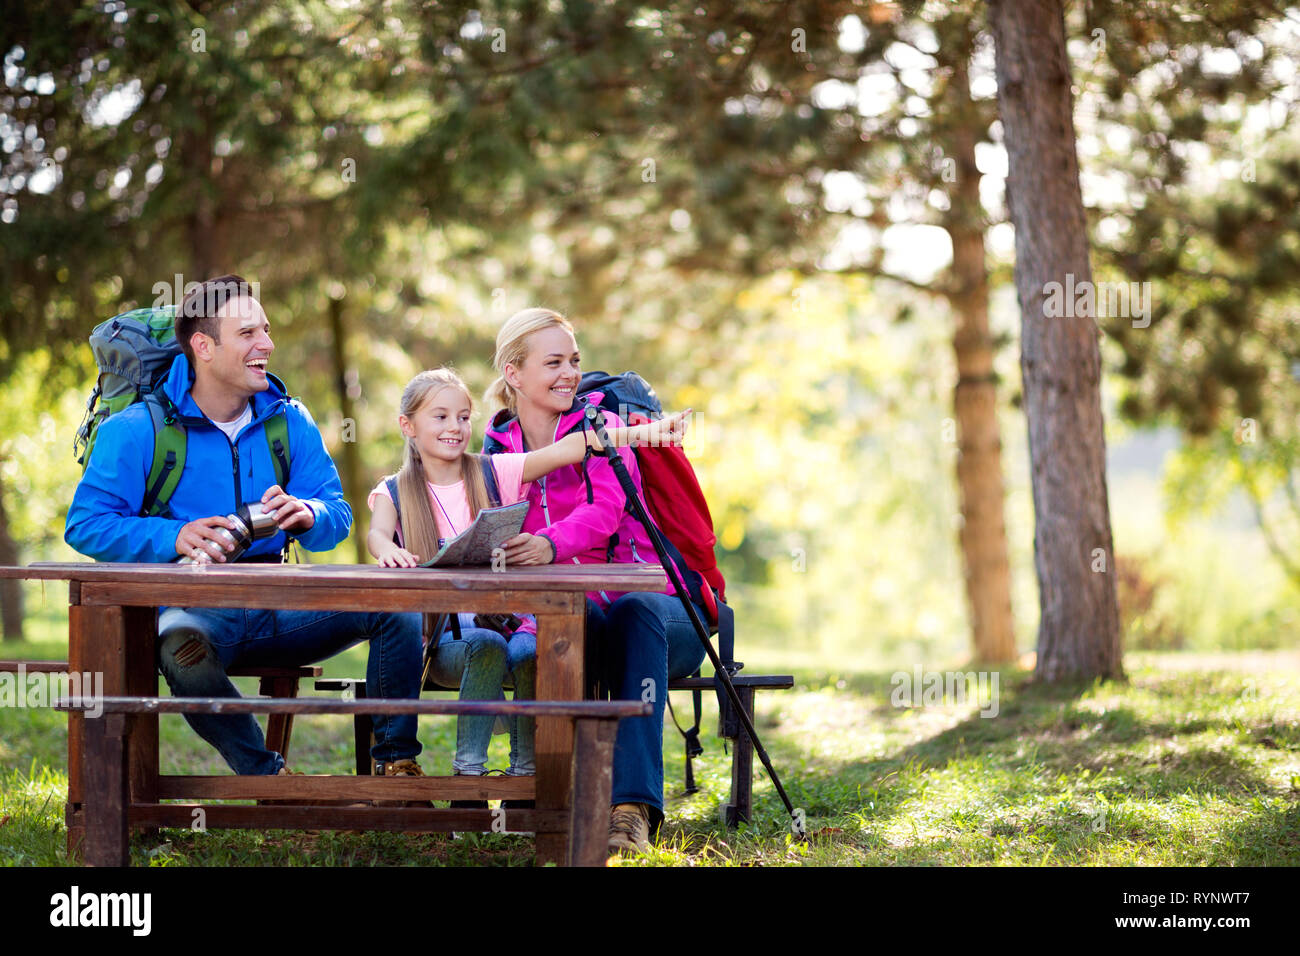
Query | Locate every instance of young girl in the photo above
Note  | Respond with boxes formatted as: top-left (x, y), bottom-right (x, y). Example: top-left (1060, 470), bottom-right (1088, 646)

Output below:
top-left (366, 367), bottom-right (687, 787)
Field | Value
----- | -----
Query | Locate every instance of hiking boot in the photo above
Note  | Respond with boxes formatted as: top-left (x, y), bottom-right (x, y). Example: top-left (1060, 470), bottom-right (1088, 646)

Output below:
top-left (266, 766), bottom-right (331, 810)
top-left (502, 769), bottom-right (534, 811)
top-left (450, 770), bottom-right (489, 809)
top-left (608, 802), bottom-right (651, 854)
top-left (375, 758), bottom-right (431, 808)
top-left (377, 758), bottom-right (425, 777)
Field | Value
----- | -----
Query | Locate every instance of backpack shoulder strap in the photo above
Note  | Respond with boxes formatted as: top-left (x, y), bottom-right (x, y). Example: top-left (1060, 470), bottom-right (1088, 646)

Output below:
top-left (263, 411), bottom-right (291, 489)
top-left (385, 475), bottom-right (402, 544)
top-left (478, 456), bottom-right (502, 509)
top-left (141, 393), bottom-right (187, 518)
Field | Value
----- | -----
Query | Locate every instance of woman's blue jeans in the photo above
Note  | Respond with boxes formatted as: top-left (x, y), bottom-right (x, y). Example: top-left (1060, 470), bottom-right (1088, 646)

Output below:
top-left (592, 592), bottom-right (708, 820)
top-left (156, 606), bottom-right (423, 775)
top-left (426, 614), bottom-right (536, 775)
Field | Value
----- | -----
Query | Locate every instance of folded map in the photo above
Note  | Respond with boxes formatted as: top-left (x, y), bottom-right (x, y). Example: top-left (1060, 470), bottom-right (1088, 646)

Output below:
top-left (419, 501), bottom-right (531, 567)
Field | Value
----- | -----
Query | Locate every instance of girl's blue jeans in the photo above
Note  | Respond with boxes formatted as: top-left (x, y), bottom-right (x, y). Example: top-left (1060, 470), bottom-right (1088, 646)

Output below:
top-left (591, 592), bottom-right (709, 822)
top-left (426, 613), bottom-right (536, 775)
top-left (156, 606), bottom-right (423, 775)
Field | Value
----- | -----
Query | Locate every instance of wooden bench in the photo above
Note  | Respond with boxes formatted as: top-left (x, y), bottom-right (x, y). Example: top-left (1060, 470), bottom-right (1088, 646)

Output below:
top-left (54, 695), bottom-right (650, 867)
top-left (0, 659), bottom-right (322, 764)
top-left (316, 670), bottom-right (795, 826)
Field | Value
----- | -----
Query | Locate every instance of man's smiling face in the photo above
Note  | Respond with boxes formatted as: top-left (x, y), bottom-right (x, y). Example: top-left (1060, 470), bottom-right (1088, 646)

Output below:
top-left (204, 296), bottom-right (274, 400)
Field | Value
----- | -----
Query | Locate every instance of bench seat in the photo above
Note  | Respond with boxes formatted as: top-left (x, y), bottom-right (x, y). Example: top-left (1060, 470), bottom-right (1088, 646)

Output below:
top-left (54, 695), bottom-right (649, 867)
top-left (316, 671), bottom-right (796, 826)
top-left (2, 659), bottom-right (321, 765)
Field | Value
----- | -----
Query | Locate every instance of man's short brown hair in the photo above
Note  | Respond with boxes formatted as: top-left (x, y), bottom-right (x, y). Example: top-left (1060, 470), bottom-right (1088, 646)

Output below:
top-left (175, 274), bottom-right (255, 363)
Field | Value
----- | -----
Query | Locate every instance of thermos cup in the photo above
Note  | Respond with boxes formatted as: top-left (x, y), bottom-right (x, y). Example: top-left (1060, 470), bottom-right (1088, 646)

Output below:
top-left (177, 502), bottom-right (280, 564)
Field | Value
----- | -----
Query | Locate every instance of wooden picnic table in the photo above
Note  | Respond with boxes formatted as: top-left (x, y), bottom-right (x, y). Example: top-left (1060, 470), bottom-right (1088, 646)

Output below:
top-left (0, 561), bottom-right (668, 866)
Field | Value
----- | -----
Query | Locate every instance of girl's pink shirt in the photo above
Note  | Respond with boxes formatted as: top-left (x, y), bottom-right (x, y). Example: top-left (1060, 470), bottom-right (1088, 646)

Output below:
top-left (367, 452), bottom-right (532, 534)
top-left (367, 451), bottom-right (537, 637)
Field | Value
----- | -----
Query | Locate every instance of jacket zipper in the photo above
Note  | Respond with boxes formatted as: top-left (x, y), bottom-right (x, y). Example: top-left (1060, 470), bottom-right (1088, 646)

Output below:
top-left (229, 439), bottom-right (241, 513)
top-left (173, 396), bottom-right (283, 514)
top-left (165, 411), bottom-right (243, 515)
top-left (530, 418), bottom-right (612, 602)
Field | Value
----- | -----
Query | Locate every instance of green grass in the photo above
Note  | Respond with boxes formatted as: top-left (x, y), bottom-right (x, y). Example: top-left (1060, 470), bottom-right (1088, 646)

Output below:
top-left (2, 639), bottom-right (1298, 866)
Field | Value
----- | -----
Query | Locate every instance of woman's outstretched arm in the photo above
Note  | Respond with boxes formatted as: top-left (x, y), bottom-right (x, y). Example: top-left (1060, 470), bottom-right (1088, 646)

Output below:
top-left (518, 409), bottom-right (691, 484)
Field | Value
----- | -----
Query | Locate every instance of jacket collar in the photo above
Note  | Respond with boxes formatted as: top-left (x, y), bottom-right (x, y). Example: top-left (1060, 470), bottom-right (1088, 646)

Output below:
top-left (485, 392), bottom-right (606, 450)
top-left (162, 352), bottom-right (288, 422)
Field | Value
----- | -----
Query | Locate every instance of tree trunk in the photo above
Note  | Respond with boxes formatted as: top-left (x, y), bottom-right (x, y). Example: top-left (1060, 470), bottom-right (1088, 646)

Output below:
top-left (943, 31), bottom-right (1017, 665)
top-left (182, 112), bottom-right (220, 281)
top-left (988, 0), bottom-right (1123, 682)
top-left (327, 295), bottom-right (367, 564)
top-left (0, 478), bottom-right (24, 641)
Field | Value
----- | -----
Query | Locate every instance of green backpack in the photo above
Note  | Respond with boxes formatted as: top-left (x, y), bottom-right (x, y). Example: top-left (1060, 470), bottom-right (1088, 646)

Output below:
top-left (73, 304), bottom-right (292, 517)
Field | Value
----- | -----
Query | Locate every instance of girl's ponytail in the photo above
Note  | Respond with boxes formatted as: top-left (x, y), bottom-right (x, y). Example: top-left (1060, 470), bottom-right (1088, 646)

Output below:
top-left (395, 435), bottom-right (441, 565)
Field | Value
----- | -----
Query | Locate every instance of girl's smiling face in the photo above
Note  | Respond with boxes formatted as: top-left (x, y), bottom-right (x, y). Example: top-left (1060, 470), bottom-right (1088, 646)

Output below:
top-left (506, 325), bottom-right (581, 416)
top-left (400, 384), bottom-right (473, 469)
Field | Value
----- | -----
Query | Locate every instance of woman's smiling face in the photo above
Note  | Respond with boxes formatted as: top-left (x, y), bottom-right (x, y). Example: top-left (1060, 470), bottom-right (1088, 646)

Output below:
top-left (506, 325), bottom-right (581, 416)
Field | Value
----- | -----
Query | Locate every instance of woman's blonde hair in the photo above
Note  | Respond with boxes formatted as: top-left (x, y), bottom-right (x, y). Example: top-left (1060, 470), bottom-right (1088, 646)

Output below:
top-left (485, 307), bottom-right (576, 415)
top-left (394, 368), bottom-right (492, 564)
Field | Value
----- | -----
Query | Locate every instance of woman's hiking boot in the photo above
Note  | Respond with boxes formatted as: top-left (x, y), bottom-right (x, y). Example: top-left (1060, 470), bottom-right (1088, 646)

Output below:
top-left (608, 802), bottom-right (651, 854)
top-left (450, 770), bottom-right (489, 809)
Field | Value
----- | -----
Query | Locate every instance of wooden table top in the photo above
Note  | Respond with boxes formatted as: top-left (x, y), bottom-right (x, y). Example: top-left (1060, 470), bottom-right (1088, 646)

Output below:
top-left (0, 562), bottom-right (668, 592)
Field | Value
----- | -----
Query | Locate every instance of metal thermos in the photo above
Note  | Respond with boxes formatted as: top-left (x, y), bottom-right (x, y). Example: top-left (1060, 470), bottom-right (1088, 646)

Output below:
top-left (177, 502), bottom-right (279, 564)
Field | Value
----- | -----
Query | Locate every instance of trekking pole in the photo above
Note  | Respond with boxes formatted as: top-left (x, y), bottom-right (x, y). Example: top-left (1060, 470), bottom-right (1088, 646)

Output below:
top-left (583, 406), bottom-right (804, 836)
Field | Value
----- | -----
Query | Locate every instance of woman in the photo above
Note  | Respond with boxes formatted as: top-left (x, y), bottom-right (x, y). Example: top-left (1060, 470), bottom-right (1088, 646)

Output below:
top-left (484, 307), bottom-right (709, 853)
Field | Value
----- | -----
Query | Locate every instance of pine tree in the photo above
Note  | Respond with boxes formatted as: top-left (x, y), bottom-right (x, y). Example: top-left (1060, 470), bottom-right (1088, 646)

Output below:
top-left (988, 0), bottom-right (1122, 682)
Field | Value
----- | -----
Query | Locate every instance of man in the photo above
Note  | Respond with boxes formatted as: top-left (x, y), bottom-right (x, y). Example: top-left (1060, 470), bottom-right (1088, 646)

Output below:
top-left (65, 275), bottom-right (424, 777)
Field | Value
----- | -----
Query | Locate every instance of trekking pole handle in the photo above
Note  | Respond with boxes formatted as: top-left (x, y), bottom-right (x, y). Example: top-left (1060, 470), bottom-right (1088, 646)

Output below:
top-left (584, 404), bottom-right (614, 452)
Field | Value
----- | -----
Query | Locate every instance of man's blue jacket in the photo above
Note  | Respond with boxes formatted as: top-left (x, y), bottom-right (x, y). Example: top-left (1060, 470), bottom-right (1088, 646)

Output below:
top-left (65, 353), bottom-right (352, 562)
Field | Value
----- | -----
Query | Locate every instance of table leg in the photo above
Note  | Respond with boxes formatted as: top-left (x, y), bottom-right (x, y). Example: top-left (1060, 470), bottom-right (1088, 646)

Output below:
top-left (67, 603), bottom-right (128, 862)
top-left (82, 711), bottom-right (130, 867)
top-left (124, 606), bottom-right (159, 837)
top-left (534, 597), bottom-right (585, 866)
top-left (568, 717), bottom-right (618, 867)
top-left (65, 587), bottom-right (83, 859)
top-left (261, 674), bottom-right (298, 763)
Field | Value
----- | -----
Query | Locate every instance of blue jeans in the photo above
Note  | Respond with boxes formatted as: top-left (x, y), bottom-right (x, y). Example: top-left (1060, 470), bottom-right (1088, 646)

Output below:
top-left (426, 613), bottom-right (536, 775)
top-left (157, 606), bottom-right (423, 775)
top-left (593, 592), bottom-right (708, 821)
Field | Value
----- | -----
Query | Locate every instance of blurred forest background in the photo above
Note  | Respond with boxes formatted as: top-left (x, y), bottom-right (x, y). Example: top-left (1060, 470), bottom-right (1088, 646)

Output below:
top-left (1, 0), bottom-right (1298, 669)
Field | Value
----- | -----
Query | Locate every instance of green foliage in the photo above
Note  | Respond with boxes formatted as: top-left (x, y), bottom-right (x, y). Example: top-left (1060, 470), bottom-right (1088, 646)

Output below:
top-left (1065, 2), bottom-right (1300, 593)
top-left (1081, 1), bottom-right (1299, 436)
top-left (0, 349), bottom-right (91, 559)
top-left (677, 273), bottom-right (974, 661)
top-left (3, 1), bottom-right (1298, 654)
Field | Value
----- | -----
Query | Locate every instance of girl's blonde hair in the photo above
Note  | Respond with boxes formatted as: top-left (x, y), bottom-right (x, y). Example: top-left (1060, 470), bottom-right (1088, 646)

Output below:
top-left (395, 368), bottom-right (492, 564)
top-left (485, 307), bottom-right (577, 415)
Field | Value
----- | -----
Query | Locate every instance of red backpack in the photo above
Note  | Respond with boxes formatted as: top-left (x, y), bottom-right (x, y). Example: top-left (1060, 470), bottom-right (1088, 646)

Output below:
top-left (569, 373), bottom-right (739, 795)
top-left (572, 372), bottom-right (725, 614)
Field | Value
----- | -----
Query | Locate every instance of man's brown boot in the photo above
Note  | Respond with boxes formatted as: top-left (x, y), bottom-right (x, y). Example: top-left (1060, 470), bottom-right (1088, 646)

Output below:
top-left (375, 758), bottom-right (431, 808)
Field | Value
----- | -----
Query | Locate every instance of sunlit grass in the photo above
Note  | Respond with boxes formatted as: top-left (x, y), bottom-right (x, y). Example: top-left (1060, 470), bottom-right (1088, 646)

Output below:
top-left (1, 646), bottom-right (1297, 866)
